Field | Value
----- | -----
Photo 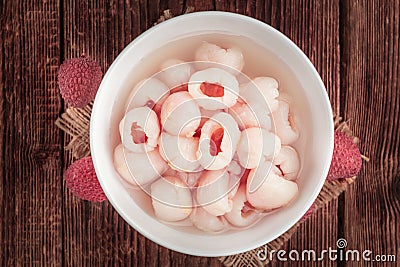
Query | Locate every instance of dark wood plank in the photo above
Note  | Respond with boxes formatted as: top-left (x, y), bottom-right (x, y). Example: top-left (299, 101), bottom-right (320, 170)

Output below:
top-left (341, 1), bottom-right (400, 266)
top-left (0, 0), bottom-right (5, 263)
top-left (214, 0), bottom-right (256, 17)
top-left (62, 0), bottom-right (140, 266)
top-left (213, 1), bottom-right (344, 262)
top-left (186, 0), bottom-right (215, 11)
top-left (0, 0), bottom-right (63, 265)
top-left (272, 0), bottom-right (341, 112)
top-left (1, 0), bottom-right (395, 266)
top-left (61, 1), bottom-right (220, 266)
top-left (215, 0), bottom-right (236, 12)
top-left (265, 1), bottom-right (341, 266)
top-left (159, 0), bottom-right (185, 16)
top-left (215, 0), bottom-right (263, 17)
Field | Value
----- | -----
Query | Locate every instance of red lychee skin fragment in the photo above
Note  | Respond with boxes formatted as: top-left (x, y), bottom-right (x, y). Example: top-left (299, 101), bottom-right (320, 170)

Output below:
top-left (200, 82), bottom-right (224, 97)
top-left (210, 128), bottom-right (224, 156)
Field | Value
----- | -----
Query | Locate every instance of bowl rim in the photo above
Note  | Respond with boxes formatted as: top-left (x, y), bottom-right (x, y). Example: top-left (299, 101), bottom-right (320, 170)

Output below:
top-left (91, 11), bottom-right (334, 257)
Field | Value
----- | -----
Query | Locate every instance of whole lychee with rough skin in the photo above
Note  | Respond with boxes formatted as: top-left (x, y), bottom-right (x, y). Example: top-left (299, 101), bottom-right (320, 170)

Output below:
top-left (58, 55), bottom-right (102, 108)
top-left (327, 131), bottom-right (362, 180)
top-left (65, 156), bottom-right (107, 202)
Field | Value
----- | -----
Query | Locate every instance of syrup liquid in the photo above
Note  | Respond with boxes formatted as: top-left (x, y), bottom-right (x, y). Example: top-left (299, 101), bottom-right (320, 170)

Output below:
top-left (112, 33), bottom-right (312, 233)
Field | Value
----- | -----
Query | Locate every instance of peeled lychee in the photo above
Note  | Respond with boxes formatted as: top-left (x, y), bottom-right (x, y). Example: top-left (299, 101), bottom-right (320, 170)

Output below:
top-left (64, 156), bottom-right (107, 202)
top-left (327, 131), bottom-right (362, 180)
top-left (58, 55), bottom-right (102, 108)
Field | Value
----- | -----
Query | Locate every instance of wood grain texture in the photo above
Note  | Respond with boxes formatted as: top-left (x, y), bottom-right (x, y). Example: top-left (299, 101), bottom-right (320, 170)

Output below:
top-left (61, 0), bottom-right (220, 266)
top-left (0, 0), bottom-right (5, 264)
top-left (270, 1), bottom-right (341, 266)
top-left (0, 0), bottom-right (63, 266)
top-left (341, 1), bottom-right (400, 266)
top-left (214, 2), bottom-right (340, 266)
top-left (0, 0), bottom-right (399, 266)
top-left (62, 1), bottom-right (140, 266)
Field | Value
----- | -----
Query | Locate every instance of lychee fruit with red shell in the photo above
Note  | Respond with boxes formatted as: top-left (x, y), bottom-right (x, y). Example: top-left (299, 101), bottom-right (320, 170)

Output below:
top-left (58, 55), bottom-right (102, 108)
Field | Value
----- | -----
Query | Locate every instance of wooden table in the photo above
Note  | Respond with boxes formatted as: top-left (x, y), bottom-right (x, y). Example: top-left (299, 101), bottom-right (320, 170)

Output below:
top-left (1, 1), bottom-right (399, 266)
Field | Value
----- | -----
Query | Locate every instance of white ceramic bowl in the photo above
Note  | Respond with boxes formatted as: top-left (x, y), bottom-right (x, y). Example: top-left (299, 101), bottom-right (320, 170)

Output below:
top-left (91, 11), bottom-right (334, 257)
